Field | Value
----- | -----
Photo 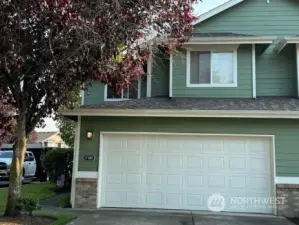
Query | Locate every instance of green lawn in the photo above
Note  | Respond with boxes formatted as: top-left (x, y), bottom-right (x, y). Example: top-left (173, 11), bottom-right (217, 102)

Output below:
top-left (0, 182), bottom-right (56, 211)
top-left (38, 213), bottom-right (77, 225)
top-left (0, 183), bottom-right (76, 224)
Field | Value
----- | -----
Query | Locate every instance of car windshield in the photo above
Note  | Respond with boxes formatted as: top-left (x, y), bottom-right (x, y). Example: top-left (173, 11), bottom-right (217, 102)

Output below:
top-left (0, 151), bottom-right (13, 158)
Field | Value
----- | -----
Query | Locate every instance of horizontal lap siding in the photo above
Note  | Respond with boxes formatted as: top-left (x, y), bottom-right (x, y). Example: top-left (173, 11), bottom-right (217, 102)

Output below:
top-left (84, 82), bottom-right (105, 105)
top-left (84, 79), bottom-right (147, 104)
top-left (195, 0), bottom-right (298, 97)
top-left (79, 117), bottom-right (299, 177)
top-left (172, 45), bottom-right (252, 98)
top-left (151, 54), bottom-right (169, 97)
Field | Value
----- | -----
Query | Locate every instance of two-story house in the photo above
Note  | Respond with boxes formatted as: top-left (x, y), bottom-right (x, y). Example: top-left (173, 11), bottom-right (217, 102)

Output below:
top-left (60, 0), bottom-right (299, 217)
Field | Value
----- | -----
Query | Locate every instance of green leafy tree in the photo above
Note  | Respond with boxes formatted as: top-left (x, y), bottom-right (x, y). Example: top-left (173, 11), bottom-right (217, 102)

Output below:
top-left (57, 118), bottom-right (76, 147)
top-left (56, 89), bottom-right (80, 147)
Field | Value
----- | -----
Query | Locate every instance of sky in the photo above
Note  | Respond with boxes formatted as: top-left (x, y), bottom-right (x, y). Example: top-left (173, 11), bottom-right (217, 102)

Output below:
top-left (38, 0), bottom-right (229, 132)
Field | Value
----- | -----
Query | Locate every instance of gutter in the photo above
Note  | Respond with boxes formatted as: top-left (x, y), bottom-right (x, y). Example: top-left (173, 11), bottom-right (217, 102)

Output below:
top-left (59, 108), bottom-right (299, 119)
top-left (186, 36), bottom-right (277, 45)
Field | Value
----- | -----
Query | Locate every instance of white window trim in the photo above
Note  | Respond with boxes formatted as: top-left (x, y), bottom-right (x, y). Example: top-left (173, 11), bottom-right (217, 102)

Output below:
top-left (104, 85), bottom-right (129, 102)
top-left (169, 53), bottom-right (173, 97)
top-left (186, 49), bottom-right (238, 88)
top-left (146, 48), bottom-right (153, 97)
top-left (104, 83), bottom-right (141, 101)
top-left (252, 44), bottom-right (257, 98)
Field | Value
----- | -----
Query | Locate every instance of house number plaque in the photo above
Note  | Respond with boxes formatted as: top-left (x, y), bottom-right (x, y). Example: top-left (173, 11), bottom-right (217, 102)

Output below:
top-left (84, 155), bottom-right (95, 160)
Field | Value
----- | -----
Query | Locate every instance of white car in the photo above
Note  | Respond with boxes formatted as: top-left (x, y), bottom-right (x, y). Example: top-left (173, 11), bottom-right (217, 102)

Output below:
top-left (0, 151), bottom-right (37, 182)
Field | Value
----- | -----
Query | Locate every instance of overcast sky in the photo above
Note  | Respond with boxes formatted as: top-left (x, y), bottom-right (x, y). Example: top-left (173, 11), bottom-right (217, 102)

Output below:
top-left (37, 0), bottom-right (229, 132)
top-left (195, 0), bottom-right (229, 15)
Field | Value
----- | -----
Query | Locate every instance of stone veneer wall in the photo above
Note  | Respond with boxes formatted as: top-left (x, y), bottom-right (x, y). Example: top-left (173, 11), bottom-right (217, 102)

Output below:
top-left (277, 184), bottom-right (299, 217)
top-left (74, 180), bottom-right (299, 216)
top-left (75, 178), bottom-right (97, 209)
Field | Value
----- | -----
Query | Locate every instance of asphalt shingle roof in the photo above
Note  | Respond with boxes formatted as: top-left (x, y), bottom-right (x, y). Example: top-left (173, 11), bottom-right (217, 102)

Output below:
top-left (36, 131), bottom-right (58, 143)
top-left (80, 97), bottom-right (299, 111)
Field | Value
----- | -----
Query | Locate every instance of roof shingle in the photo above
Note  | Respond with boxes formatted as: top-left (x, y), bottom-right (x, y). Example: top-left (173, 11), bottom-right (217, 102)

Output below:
top-left (79, 97), bottom-right (299, 111)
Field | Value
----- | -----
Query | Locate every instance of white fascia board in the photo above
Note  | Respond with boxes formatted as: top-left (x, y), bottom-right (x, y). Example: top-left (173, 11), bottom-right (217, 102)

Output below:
top-left (284, 37), bottom-right (299, 43)
top-left (193, 0), bottom-right (244, 25)
top-left (59, 109), bottom-right (299, 119)
top-left (186, 37), bottom-right (276, 45)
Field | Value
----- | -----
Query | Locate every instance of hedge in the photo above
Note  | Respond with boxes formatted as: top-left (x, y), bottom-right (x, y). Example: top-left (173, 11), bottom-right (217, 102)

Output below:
top-left (44, 148), bottom-right (73, 190)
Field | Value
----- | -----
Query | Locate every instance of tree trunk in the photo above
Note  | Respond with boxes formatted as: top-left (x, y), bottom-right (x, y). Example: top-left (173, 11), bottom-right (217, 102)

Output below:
top-left (4, 114), bottom-right (27, 217)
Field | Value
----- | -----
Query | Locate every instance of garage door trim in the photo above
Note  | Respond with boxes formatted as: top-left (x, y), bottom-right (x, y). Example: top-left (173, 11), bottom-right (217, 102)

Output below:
top-left (96, 132), bottom-right (276, 214)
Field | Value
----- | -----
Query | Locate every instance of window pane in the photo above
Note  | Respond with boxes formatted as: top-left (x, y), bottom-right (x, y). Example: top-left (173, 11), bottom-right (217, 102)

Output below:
top-left (122, 86), bottom-right (130, 99)
top-left (190, 52), bottom-right (199, 84)
top-left (107, 86), bottom-right (121, 99)
top-left (211, 52), bottom-right (234, 84)
top-left (199, 52), bottom-right (211, 84)
top-left (190, 52), bottom-right (211, 84)
top-left (129, 82), bottom-right (138, 99)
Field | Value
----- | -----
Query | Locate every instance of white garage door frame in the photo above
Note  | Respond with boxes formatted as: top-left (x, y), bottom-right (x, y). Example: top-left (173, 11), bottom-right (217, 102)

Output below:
top-left (96, 132), bottom-right (276, 215)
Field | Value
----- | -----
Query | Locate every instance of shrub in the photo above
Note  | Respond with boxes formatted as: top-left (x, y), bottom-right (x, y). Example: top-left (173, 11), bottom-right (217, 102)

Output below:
top-left (16, 198), bottom-right (41, 216)
top-left (44, 148), bottom-right (73, 190)
top-left (59, 194), bottom-right (71, 208)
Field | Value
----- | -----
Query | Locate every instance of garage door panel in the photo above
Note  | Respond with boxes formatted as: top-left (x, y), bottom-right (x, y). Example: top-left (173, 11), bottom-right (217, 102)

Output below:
top-left (186, 156), bottom-right (204, 169)
top-left (101, 134), bottom-right (273, 214)
top-left (228, 157), bottom-right (247, 170)
top-left (166, 156), bottom-right (183, 168)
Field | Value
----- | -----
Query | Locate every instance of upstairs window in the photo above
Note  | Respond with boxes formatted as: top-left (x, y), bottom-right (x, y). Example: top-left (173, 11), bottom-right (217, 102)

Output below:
top-left (105, 84), bottom-right (139, 101)
top-left (187, 50), bottom-right (237, 87)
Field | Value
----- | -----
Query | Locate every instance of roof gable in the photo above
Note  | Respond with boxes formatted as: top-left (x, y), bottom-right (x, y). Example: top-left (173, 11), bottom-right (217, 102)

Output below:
top-left (193, 0), bottom-right (244, 25)
top-left (36, 131), bottom-right (59, 143)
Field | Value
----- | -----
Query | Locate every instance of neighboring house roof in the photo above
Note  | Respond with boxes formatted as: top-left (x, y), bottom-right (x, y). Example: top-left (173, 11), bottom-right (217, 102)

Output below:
top-left (36, 131), bottom-right (59, 143)
top-left (194, 0), bottom-right (244, 25)
top-left (60, 97), bottom-right (299, 119)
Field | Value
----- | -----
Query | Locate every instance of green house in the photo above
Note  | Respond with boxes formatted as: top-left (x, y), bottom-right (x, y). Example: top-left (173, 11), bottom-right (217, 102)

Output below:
top-left (60, 0), bottom-right (299, 217)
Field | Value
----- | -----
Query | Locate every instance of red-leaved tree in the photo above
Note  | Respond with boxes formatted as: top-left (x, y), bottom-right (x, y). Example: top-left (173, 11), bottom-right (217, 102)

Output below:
top-left (0, 98), bottom-right (15, 146)
top-left (0, 0), bottom-right (197, 216)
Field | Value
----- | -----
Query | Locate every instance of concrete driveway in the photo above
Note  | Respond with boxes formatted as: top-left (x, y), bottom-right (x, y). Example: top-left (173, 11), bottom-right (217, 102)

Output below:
top-left (68, 210), bottom-right (295, 225)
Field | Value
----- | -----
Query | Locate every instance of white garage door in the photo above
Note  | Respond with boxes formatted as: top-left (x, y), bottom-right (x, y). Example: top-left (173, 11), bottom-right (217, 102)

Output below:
top-left (100, 133), bottom-right (274, 214)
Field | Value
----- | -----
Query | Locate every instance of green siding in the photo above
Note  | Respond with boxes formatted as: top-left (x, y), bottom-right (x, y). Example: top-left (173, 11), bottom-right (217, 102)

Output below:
top-left (173, 45), bottom-right (252, 98)
top-left (83, 79), bottom-right (147, 105)
top-left (151, 54), bottom-right (169, 97)
top-left (84, 82), bottom-right (105, 105)
top-left (195, 0), bottom-right (298, 97)
top-left (79, 117), bottom-right (299, 177)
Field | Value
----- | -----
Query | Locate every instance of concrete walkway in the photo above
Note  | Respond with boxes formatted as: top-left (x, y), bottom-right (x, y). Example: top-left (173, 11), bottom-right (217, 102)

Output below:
top-left (65, 210), bottom-right (296, 225)
top-left (39, 197), bottom-right (295, 225)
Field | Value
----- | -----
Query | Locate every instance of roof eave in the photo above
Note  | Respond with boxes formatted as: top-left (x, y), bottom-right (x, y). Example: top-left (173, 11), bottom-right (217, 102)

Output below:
top-left (186, 36), bottom-right (276, 45)
top-left (193, 0), bottom-right (245, 25)
top-left (59, 108), bottom-right (299, 119)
